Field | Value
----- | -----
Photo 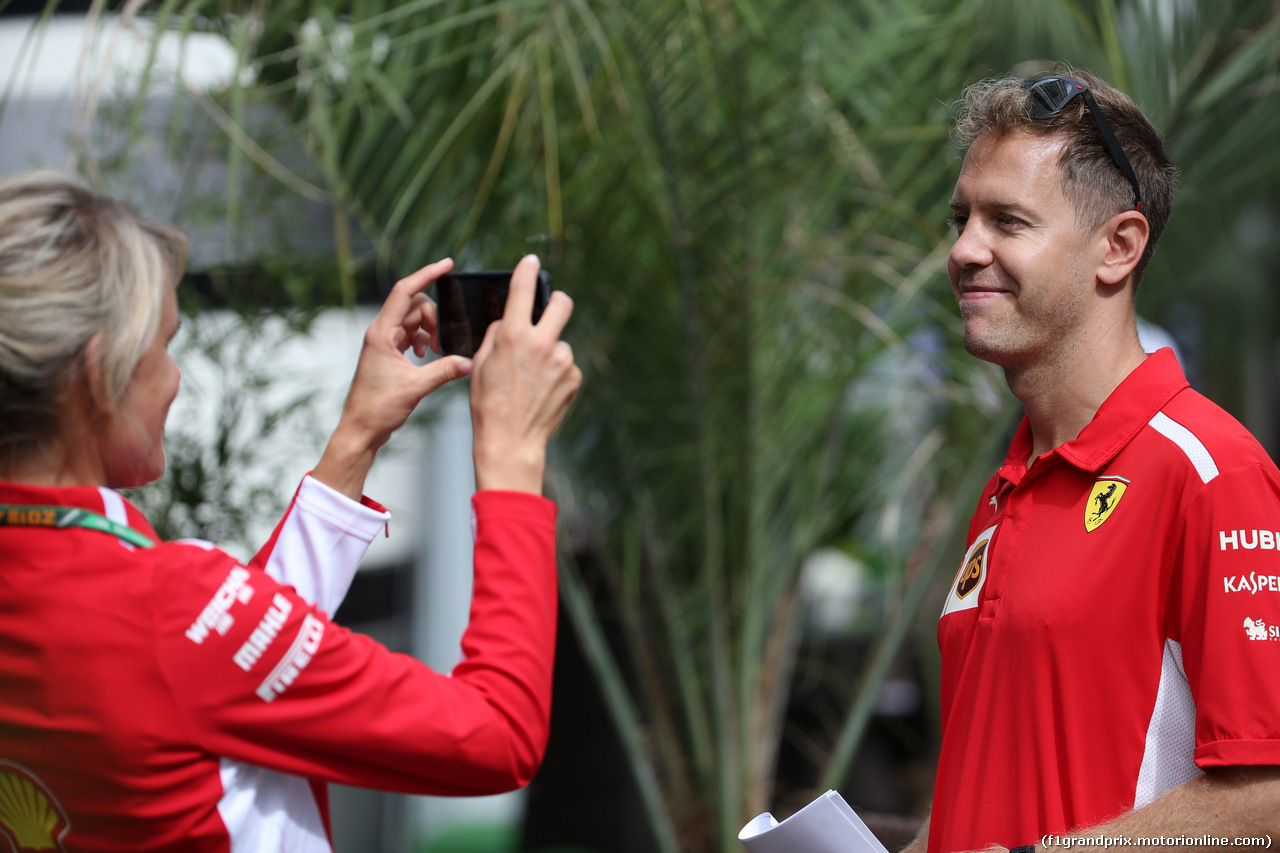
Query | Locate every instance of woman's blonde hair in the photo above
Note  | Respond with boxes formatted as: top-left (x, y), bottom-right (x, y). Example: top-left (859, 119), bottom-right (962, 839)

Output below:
top-left (0, 170), bottom-right (188, 464)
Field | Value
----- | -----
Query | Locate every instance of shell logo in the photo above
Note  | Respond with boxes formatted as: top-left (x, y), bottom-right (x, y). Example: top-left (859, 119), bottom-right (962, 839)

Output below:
top-left (0, 762), bottom-right (69, 853)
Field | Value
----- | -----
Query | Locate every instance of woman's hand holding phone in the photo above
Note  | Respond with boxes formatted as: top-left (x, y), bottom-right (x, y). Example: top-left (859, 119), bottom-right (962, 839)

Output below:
top-left (314, 258), bottom-right (472, 499)
top-left (469, 255), bottom-right (581, 495)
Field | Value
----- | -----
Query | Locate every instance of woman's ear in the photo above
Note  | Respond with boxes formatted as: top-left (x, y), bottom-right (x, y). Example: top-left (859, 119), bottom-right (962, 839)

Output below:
top-left (81, 332), bottom-right (114, 416)
top-left (1097, 210), bottom-right (1150, 287)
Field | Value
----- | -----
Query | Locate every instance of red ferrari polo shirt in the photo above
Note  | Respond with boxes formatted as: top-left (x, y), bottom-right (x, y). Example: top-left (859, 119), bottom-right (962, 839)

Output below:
top-left (930, 349), bottom-right (1280, 852)
top-left (0, 478), bottom-right (557, 852)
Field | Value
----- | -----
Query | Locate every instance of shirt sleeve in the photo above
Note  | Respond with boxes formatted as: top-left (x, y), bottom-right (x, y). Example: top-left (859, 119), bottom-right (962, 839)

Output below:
top-left (247, 475), bottom-right (391, 616)
top-left (152, 490), bottom-right (558, 796)
top-left (1171, 462), bottom-right (1280, 767)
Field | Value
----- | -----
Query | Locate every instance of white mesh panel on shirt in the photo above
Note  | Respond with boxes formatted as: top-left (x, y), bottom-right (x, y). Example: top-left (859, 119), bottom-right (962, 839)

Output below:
top-left (1134, 639), bottom-right (1201, 808)
top-left (97, 488), bottom-right (137, 551)
top-left (97, 487), bottom-right (128, 525)
top-left (1148, 412), bottom-right (1219, 484)
top-left (218, 759), bottom-right (331, 853)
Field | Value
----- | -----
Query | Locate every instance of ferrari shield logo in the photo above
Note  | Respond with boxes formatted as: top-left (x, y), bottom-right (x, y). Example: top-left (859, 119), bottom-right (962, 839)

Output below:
top-left (1085, 476), bottom-right (1129, 532)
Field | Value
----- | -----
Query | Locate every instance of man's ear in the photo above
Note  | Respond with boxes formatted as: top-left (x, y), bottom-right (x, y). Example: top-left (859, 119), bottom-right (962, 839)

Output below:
top-left (81, 333), bottom-right (114, 416)
top-left (1097, 210), bottom-right (1150, 287)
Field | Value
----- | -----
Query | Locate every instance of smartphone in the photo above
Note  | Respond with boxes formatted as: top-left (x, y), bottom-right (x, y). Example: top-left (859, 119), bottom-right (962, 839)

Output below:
top-left (435, 269), bottom-right (552, 357)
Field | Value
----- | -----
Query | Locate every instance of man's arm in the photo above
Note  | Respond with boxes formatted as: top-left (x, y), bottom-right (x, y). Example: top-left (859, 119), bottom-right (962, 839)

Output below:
top-left (1031, 767), bottom-right (1280, 852)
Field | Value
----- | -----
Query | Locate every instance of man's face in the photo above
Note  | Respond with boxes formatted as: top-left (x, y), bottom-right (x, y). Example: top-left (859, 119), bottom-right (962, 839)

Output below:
top-left (947, 131), bottom-right (1097, 369)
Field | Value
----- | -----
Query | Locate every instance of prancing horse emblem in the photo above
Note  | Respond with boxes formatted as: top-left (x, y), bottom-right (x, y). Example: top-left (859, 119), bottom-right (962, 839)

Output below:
top-left (1085, 476), bottom-right (1130, 532)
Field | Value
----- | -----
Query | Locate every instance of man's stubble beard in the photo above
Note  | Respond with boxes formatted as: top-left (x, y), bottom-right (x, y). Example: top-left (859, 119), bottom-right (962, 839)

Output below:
top-left (960, 288), bottom-right (1090, 376)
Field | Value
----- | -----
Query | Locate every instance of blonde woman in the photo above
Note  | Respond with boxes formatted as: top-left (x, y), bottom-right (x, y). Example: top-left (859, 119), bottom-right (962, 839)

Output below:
top-left (0, 170), bottom-right (581, 852)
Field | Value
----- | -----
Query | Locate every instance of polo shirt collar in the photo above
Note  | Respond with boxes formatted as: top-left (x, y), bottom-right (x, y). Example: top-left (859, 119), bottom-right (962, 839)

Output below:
top-left (997, 347), bottom-right (1190, 484)
top-left (0, 480), bottom-right (157, 540)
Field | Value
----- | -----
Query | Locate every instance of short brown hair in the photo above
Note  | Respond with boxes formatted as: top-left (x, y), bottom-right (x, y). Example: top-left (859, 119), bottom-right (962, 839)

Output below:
top-left (952, 65), bottom-right (1177, 286)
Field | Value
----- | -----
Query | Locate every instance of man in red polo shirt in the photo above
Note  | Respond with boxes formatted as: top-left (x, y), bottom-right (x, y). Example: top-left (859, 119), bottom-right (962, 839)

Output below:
top-left (908, 69), bottom-right (1280, 853)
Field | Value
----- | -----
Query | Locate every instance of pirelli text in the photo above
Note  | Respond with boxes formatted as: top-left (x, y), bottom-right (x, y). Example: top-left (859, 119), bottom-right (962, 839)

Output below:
top-left (1043, 835), bottom-right (1272, 849)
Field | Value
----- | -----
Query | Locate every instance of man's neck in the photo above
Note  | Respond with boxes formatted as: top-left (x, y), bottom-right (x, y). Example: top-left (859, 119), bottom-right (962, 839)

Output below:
top-left (1005, 321), bottom-right (1147, 465)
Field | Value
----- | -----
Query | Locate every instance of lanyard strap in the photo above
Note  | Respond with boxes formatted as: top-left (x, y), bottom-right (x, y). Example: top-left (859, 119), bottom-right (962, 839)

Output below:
top-left (0, 504), bottom-right (155, 548)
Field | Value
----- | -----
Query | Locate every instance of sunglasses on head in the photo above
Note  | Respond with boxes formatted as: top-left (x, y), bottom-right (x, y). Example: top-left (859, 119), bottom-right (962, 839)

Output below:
top-left (1023, 76), bottom-right (1142, 212)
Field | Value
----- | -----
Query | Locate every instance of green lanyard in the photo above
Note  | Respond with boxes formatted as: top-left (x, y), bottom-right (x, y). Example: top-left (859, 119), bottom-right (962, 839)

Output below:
top-left (0, 504), bottom-right (156, 548)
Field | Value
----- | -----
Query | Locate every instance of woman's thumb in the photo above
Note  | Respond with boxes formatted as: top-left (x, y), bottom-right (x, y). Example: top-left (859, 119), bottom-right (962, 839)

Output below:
top-left (416, 355), bottom-right (473, 396)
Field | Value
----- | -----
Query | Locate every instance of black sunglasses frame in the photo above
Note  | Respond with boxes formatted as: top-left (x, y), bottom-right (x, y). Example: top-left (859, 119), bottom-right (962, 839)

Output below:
top-left (1023, 76), bottom-right (1142, 212)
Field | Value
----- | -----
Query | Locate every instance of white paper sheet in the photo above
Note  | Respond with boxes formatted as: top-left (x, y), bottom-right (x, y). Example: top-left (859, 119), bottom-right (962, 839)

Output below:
top-left (738, 789), bottom-right (891, 853)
